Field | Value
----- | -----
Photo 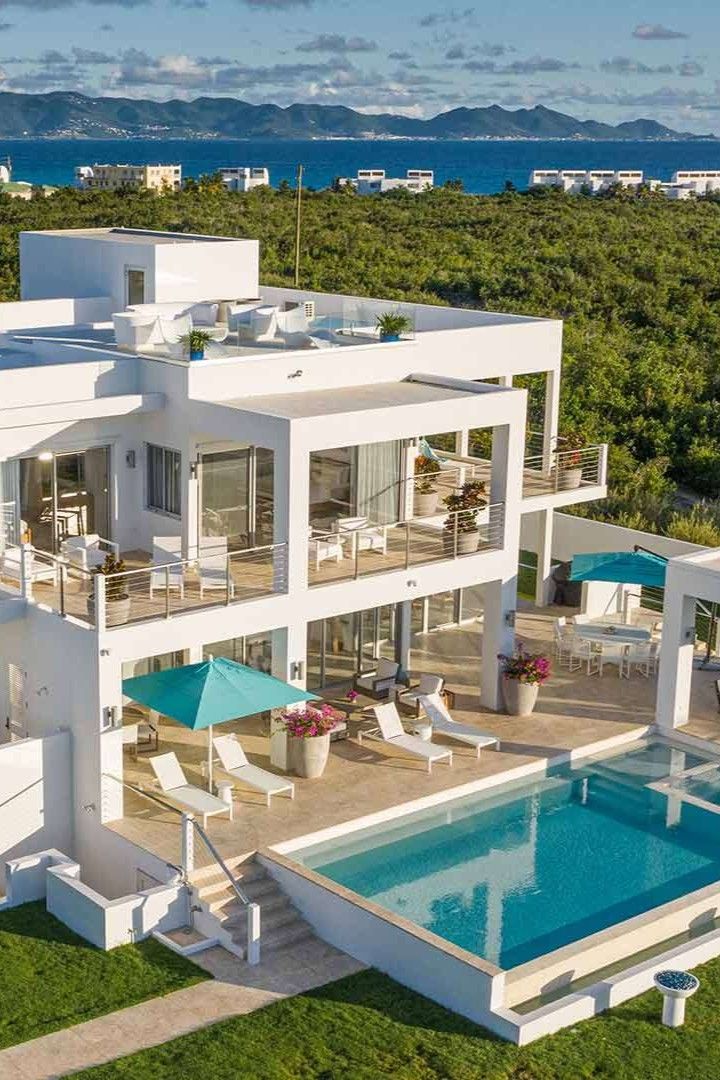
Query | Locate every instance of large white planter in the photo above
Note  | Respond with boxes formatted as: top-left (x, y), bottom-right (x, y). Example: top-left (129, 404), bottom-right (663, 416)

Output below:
top-left (556, 466), bottom-right (582, 491)
top-left (502, 679), bottom-right (539, 717)
top-left (414, 490), bottom-right (438, 517)
top-left (289, 733), bottom-right (331, 779)
top-left (87, 595), bottom-right (131, 628)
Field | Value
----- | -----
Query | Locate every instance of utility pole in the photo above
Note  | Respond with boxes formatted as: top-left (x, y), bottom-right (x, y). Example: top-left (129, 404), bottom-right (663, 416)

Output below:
top-left (294, 164), bottom-right (303, 287)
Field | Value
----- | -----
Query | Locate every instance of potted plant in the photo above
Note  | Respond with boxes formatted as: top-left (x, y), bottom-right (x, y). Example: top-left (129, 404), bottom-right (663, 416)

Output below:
top-left (180, 328), bottom-right (214, 362)
top-left (498, 645), bottom-right (551, 716)
top-left (88, 553), bottom-right (131, 627)
top-left (414, 454), bottom-right (441, 516)
top-left (282, 703), bottom-right (344, 779)
top-left (443, 479), bottom-right (487, 555)
top-left (376, 310), bottom-right (412, 342)
top-left (554, 431), bottom-right (585, 491)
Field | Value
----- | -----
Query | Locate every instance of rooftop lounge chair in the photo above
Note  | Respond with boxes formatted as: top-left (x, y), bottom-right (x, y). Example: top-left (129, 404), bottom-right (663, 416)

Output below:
top-left (359, 702), bottom-right (452, 773)
top-left (334, 516), bottom-right (388, 558)
top-left (213, 734), bottom-right (295, 806)
top-left (149, 752), bottom-right (232, 827)
top-left (198, 536), bottom-right (235, 598)
top-left (61, 534), bottom-right (119, 571)
top-left (419, 692), bottom-right (499, 759)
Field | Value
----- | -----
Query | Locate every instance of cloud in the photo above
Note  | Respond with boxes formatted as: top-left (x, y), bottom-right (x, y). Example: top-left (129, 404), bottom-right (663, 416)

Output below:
top-left (0, 21), bottom-right (12, 28)
top-left (678, 60), bottom-right (704, 77)
top-left (445, 44), bottom-right (464, 60)
top-left (600, 56), bottom-right (672, 75)
top-left (297, 34), bottom-right (377, 54)
top-left (238, 0), bottom-right (312, 8)
top-left (446, 41), bottom-right (514, 61)
top-left (73, 47), bottom-right (115, 63)
top-left (388, 50), bottom-right (412, 61)
top-left (632, 23), bottom-right (688, 41)
top-left (418, 6), bottom-right (473, 28)
top-left (0, 0), bottom-right (148, 7)
top-left (464, 55), bottom-right (580, 75)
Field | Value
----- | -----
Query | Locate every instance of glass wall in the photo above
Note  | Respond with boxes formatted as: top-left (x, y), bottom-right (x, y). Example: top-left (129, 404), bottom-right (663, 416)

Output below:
top-left (199, 445), bottom-right (274, 551)
top-left (203, 633), bottom-right (272, 673)
top-left (7, 447), bottom-right (110, 552)
top-left (309, 440), bottom-right (401, 530)
top-left (307, 605), bottom-right (395, 690)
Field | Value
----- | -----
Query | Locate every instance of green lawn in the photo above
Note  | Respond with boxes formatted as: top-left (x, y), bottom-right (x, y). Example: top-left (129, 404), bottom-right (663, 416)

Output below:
top-left (0, 901), bottom-right (209, 1049)
top-left (74, 963), bottom-right (720, 1080)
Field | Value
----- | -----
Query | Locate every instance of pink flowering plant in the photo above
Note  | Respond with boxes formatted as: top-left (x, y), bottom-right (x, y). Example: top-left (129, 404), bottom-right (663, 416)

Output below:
top-left (497, 644), bottom-right (551, 685)
top-left (282, 703), bottom-right (343, 739)
top-left (346, 689), bottom-right (358, 703)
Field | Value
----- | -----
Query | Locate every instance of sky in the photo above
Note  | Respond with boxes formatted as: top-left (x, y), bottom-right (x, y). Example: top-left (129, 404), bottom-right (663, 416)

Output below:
top-left (0, 0), bottom-right (717, 132)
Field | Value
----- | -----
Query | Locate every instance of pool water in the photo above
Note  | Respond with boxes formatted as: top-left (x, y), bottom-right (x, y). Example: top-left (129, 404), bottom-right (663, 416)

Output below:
top-left (298, 742), bottom-right (720, 969)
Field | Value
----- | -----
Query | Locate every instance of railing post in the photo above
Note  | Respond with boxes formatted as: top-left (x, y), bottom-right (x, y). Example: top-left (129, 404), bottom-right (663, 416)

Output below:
top-left (453, 512), bottom-right (459, 558)
top-left (20, 542), bottom-right (33, 601)
top-left (94, 573), bottom-right (106, 632)
top-left (165, 566), bottom-right (170, 619)
top-left (353, 533), bottom-right (360, 580)
top-left (181, 812), bottom-right (195, 876)
top-left (246, 902), bottom-right (261, 965)
top-left (226, 552), bottom-right (232, 604)
top-left (59, 562), bottom-right (66, 616)
top-left (405, 521), bottom-right (411, 569)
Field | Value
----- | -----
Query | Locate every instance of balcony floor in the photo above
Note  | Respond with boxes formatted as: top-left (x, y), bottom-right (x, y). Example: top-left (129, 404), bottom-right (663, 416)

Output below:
top-left (106, 606), bottom-right (720, 871)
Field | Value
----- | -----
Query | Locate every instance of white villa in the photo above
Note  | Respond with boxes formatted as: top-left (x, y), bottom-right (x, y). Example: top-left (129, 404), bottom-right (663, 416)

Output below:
top-left (2, 225), bottom-right (720, 1045)
top-left (218, 167), bottom-right (270, 192)
top-left (338, 169), bottom-right (434, 194)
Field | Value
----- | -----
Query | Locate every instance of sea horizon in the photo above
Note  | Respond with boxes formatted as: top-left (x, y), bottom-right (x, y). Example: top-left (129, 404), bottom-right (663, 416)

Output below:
top-left (6, 137), bottom-right (720, 195)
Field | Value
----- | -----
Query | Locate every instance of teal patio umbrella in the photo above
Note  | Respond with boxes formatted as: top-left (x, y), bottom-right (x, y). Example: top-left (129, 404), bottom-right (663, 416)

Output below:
top-left (122, 656), bottom-right (318, 790)
top-left (569, 549), bottom-right (667, 589)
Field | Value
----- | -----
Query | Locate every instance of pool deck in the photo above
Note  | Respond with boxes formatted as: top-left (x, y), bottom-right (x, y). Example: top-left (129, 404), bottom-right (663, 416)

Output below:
top-left (108, 607), bottom-right (720, 869)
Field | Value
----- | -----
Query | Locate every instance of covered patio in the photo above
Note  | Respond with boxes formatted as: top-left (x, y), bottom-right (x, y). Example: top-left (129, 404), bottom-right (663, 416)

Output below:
top-left (107, 605), bottom-right (720, 871)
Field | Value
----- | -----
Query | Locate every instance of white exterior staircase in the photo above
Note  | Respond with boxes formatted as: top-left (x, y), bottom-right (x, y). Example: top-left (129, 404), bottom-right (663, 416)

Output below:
top-left (188, 854), bottom-right (314, 960)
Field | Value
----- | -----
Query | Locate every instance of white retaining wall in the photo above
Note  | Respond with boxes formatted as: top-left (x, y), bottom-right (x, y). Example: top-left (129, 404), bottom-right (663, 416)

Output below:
top-left (0, 732), bottom-right (72, 892)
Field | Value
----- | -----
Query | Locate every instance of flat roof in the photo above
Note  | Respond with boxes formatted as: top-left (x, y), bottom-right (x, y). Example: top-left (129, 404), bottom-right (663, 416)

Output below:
top-left (224, 379), bottom-right (485, 420)
top-left (22, 228), bottom-right (232, 245)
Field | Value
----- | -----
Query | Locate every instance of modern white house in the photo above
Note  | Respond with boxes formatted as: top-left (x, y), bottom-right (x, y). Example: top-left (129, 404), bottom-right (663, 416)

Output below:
top-left (74, 164), bottom-right (182, 192)
top-left (218, 167), bottom-right (270, 192)
top-left (5, 225), bottom-right (720, 1045)
top-left (529, 169), bottom-right (644, 193)
top-left (339, 169), bottom-right (434, 194)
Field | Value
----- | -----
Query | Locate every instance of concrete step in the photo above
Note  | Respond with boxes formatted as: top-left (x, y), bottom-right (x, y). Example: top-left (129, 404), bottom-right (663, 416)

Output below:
top-left (212, 890), bottom-right (290, 919)
top-left (254, 921), bottom-right (316, 953)
top-left (190, 854), bottom-right (255, 885)
top-left (222, 899), bottom-right (297, 935)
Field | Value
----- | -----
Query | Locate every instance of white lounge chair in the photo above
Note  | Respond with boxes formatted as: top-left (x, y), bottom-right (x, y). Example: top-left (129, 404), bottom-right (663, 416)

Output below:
top-left (213, 735), bottom-right (294, 806)
top-left (61, 534), bottom-right (119, 571)
top-left (149, 752), bottom-right (232, 827)
top-left (397, 674), bottom-right (444, 716)
top-left (2, 545), bottom-right (57, 586)
top-left (419, 692), bottom-right (499, 759)
top-left (149, 537), bottom-right (185, 598)
top-left (250, 305), bottom-right (279, 342)
top-left (198, 536), bottom-right (235, 598)
top-left (354, 657), bottom-right (400, 698)
top-left (359, 703), bottom-right (452, 773)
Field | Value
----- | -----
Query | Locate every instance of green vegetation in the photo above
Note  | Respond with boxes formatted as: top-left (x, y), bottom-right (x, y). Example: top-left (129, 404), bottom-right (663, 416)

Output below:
top-left (0, 902), bottom-right (208, 1049)
top-left (2, 184), bottom-right (720, 535)
top-left (76, 964), bottom-right (720, 1079)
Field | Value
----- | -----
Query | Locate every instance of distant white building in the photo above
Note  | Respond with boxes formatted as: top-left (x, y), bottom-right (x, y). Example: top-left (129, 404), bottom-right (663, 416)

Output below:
top-left (74, 164), bottom-right (182, 192)
top-left (529, 169), bottom-right (644, 194)
top-left (339, 169), bottom-right (434, 194)
top-left (218, 167), bottom-right (270, 192)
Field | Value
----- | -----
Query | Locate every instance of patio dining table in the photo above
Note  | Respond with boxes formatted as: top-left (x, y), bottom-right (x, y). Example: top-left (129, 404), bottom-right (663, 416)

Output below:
top-left (575, 624), bottom-right (651, 645)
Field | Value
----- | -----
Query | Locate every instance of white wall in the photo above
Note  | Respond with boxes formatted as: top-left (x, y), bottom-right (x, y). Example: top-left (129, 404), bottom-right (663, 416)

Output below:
top-left (154, 240), bottom-right (258, 303)
top-left (0, 733), bottom-right (72, 892)
top-left (0, 296), bottom-right (112, 329)
top-left (521, 511), bottom-right (707, 564)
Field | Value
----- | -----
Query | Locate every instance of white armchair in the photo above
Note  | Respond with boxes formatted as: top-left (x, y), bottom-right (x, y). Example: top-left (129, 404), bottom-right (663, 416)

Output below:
top-left (250, 306), bottom-right (279, 342)
top-left (308, 529), bottom-right (343, 570)
top-left (61, 534), bottom-right (119, 571)
top-left (397, 674), bottom-right (445, 717)
top-left (354, 657), bottom-right (401, 699)
top-left (335, 516), bottom-right (388, 558)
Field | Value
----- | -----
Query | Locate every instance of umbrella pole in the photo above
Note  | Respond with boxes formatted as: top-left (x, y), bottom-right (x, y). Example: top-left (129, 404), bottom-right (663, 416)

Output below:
top-left (208, 724), bottom-right (213, 793)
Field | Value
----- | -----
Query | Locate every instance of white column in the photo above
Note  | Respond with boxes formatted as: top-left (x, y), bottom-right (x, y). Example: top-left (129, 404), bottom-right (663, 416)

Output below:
top-left (454, 429), bottom-right (469, 456)
top-left (395, 600), bottom-right (412, 680)
top-left (542, 369), bottom-right (560, 473)
top-left (534, 508), bottom-right (553, 608)
top-left (498, 375), bottom-right (513, 389)
top-left (273, 430), bottom-right (309, 596)
top-left (402, 442), bottom-right (418, 521)
top-left (481, 578), bottom-right (517, 710)
top-left (185, 447), bottom-right (199, 561)
top-left (270, 623), bottom-right (307, 771)
top-left (656, 589), bottom-right (696, 730)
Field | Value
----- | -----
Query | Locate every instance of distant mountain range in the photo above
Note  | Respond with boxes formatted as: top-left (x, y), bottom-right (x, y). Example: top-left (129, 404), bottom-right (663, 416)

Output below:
top-left (0, 92), bottom-right (712, 141)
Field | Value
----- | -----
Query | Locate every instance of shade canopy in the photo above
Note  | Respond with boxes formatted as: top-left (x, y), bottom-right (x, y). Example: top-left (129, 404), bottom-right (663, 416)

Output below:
top-left (569, 550), bottom-right (667, 589)
top-left (122, 656), bottom-right (318, 731)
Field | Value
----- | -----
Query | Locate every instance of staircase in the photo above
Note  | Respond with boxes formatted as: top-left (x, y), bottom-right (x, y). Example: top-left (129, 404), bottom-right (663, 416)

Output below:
top-left (189, 854), bottom-right (315, 961)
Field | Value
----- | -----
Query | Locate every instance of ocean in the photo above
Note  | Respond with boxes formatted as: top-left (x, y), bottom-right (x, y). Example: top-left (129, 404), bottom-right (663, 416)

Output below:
top-left (4, 138), bottom-right (720, 195)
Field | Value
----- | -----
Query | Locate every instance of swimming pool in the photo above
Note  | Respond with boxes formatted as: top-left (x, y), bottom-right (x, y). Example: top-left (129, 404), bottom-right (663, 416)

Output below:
top-left (294, 742), bottom-right (720, 970)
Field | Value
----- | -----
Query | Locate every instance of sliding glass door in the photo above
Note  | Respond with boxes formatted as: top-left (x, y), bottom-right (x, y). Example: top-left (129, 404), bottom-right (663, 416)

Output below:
top-left (309, 440), bottom-right (401, 530)
top-left (306, 604), bottom-right (396, 690)
top-left (7, 447), bottom-right (110, 553)
top-left (199, 446), bottom-right (274, 552)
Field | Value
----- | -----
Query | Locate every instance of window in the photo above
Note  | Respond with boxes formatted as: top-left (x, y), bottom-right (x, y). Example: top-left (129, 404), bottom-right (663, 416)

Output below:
top-left (146, 444), bottom-right (181, 517)
top-left (126, 267), bottom-right (145, 307)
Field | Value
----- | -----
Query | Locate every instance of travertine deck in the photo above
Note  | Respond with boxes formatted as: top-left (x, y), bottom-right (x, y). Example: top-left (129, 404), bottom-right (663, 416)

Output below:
top-left (106, 607), bottom-right (720, 870)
